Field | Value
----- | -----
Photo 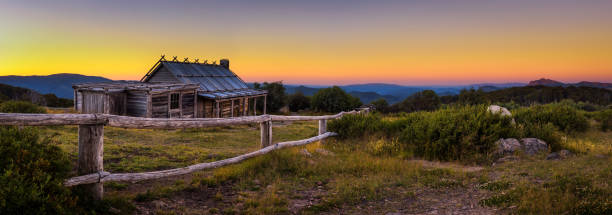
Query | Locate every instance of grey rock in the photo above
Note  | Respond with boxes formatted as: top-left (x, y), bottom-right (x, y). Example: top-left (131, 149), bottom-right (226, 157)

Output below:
top-left (520, 138), bottom-right (548, 155)
top-left (495, 138), bottom-right (521, 154)
top-left (546, 152), bottom-right (560, 160)
top-left (547, 149), bottom-right (573, 160)
top-left (487, 105), bottom-right (512, 117)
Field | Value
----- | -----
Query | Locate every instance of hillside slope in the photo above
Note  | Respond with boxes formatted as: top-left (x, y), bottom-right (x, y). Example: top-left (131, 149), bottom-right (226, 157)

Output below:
top-left (0, 73), bottom-right (112, 98)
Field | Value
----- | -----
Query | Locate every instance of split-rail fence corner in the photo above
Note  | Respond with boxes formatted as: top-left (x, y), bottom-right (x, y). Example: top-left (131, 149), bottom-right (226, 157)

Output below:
top-left (0, 108), bottom-right (368, 200)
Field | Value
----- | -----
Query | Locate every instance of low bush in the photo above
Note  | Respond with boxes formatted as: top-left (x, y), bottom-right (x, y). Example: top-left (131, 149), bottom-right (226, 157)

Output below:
top-left (594, 109), bottom-right (612, 132)
top-left (398, 105), bottom-right (516, 162)
top-left (330, 105), bottom-right (518, 163)
top-left (480, 175), bottom-right (612, 214)
top-left (516, 123), bottom-right (561, 151)
top-left (328, 113), bottom-right (385, 139)
top-left (0, 100), bottom-right (46, 113)
top-left (0, 126), bottom-right (76, 214)
top-left (514, 103), bottom-right (589, 133)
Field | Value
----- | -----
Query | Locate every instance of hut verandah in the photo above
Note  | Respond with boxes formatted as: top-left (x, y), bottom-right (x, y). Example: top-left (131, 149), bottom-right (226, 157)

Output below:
top-left (140, 56), bottom-right (268, 118)
top-left (73, 82), bottom-right (199, 118)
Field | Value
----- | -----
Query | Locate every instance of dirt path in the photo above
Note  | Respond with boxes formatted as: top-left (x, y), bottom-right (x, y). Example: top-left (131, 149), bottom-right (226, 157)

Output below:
top-left (412, 159), bottom-right (485, 173)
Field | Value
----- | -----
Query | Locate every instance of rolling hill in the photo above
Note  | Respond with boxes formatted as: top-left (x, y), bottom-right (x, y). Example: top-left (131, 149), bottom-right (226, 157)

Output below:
top-left (528, 78), bottom-right (612, 89)
top-left (0, 73), bottom-right (111, 99)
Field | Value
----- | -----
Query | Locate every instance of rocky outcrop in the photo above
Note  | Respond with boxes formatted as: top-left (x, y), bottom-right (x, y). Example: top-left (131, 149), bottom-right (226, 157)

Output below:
top-left (495, 138), bottom-right (521, 154)
top-left (487, 105), bottom-right (512, 117)
top-left (546, 150), bottom-right (573, 160)
top-left (520, 138), bottom-right (548, 155)
top-left (495, 138), bottom-right (549, 156)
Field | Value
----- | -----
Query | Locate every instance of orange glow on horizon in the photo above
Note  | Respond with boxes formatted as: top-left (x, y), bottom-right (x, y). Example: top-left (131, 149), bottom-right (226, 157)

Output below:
top-left (1, 1), bottom-right (611, 85)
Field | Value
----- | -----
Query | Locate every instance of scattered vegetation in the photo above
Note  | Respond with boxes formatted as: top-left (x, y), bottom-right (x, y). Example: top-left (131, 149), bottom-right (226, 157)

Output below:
top-left (441, 86), bottom-right (612, 106)
top-left (594, 109), bottom-right (612, 131)
top-left (331, 105), bottom-right (518, 163)
top-left (514, 101), bottom-right (590, 133)
top-left (0, 100), bottom-right (47, 113)
top-left (0, 83), bottom-right (73, 107)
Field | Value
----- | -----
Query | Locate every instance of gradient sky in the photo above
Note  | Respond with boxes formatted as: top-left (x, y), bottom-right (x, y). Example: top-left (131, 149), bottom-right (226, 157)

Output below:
top-left (1, 0), bottom-right (611, 85)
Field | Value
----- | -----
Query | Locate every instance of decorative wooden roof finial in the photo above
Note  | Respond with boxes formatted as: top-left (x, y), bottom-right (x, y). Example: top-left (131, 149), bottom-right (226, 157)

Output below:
top-left (183, 57), bottom-right (189, 62)
top-left (203, 60), bottom-right (208, 64)
top-left (172, 56), bottom-right (178, 62)
top-left (194, 58), bottom-right (200, 63)
top-left (160, 55), bottom-right (166, 61)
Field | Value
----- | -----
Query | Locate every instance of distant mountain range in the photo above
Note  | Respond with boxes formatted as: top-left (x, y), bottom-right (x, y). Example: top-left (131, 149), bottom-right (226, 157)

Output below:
top-left (0, 83), bottom-right (73, 107)
top-left (528, 78), bottom-right (612, 89)
top-left (0, 74), bottom-right (609, 104)
top-left (0, 73), bottom-right (111, 98)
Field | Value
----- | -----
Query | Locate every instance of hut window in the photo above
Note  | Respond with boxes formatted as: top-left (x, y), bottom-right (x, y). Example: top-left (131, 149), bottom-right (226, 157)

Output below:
top-left (170, 93), bottom-right (180, 109)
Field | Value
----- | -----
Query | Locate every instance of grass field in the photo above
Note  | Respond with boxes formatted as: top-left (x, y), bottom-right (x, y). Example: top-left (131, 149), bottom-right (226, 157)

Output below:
top-left (38, 118), bottom-right (612, 214)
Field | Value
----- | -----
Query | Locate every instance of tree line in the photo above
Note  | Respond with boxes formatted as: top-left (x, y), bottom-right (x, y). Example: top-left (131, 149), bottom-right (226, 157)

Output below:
top-left (253, 82), bottom-right (362, 113)
top-left (253, 82), bottom-right (611, 114)
top-left (373, 86), bottom-right (612, 113)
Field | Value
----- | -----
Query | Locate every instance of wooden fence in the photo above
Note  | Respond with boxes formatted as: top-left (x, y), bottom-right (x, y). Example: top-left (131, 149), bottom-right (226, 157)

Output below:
top-left (0, 109), bottom-right (366, 200)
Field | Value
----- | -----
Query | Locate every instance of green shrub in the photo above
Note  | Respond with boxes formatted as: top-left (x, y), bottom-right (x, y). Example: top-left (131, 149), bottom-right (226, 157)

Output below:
top-left (0, 126), bottom-right (76, 214)
top-left (331, 105), bottom-right (517, 163)
top-left (514, 103), bottom-right (589, 133)
top-left (0, 101), bottom-right (46, 113)
top-left (328, 113), bottom-right (384, 139)
top-left (594, 109), bottom-right (612, 132)
top-left (398, 105), bottom-right (517, 162)
top-left (516, 123), bottom-right (561, 151)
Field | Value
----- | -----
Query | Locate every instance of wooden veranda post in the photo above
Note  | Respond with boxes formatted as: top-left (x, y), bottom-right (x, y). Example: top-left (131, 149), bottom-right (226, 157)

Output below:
top-left (318, 119), bottom-right (327, 144)
top-left (263, 95), bottom-right (267, 114)
top-left (78, 124), bottom-right (104, 200)
top-left (260, 120), bottom-right (272, 148)
top-left (253, 97), bottom-right (257, 116)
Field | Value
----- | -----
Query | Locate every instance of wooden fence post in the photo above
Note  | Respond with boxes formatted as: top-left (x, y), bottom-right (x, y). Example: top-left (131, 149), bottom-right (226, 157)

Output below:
top-left (260, 120), bottom-right (272, 148)
top-left (318, 119), bottom-right (327, 143)
top-left (78, 124), bottom-right (104, 200)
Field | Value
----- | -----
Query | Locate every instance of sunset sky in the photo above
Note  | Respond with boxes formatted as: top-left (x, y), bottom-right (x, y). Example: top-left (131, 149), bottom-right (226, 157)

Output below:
top-left (1, 0), bottom-right (611, 85)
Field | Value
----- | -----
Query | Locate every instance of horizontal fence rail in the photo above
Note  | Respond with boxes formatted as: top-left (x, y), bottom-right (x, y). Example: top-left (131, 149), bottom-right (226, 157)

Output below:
top-left (0, 111), bottom-right (358, 127)
top-left (0, 109), bottom-right (367, 200)
top-left (64, 132), bottom-right (337, 186)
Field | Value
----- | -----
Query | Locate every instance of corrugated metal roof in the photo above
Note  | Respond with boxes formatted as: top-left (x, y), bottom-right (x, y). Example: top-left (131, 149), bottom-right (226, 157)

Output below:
top-left (199, 88), bottom-right (267, 99)
top-left (148, 61), bottom-right (266, 99)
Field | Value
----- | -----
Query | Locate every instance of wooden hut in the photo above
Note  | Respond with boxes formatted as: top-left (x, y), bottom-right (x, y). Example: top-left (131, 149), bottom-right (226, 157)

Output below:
top-left (140, 56), bottom-right (268, 118)
top-left (73, 82), bottom-right (199, 118)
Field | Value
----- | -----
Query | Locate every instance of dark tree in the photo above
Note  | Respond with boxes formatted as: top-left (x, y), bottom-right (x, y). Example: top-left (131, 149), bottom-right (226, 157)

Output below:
top-left (390, 90), bottom-right (440, 112)
top-left (311, 86), bottom-right (362, 113)
top-left (370, 98), bottom-right (389, 113)
top-left (254, 81), bottom-right (287, 113)
top-left (287, 92), bottom-right (310, 112)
